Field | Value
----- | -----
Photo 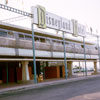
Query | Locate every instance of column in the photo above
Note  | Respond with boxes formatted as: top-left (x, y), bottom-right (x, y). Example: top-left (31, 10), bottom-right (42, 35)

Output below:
top-left (67, 61), bottom-right (73, 78)
top-left (22, 61), bottom-right (30, 81)
top-left (93, 61), bottom-right (98, 74)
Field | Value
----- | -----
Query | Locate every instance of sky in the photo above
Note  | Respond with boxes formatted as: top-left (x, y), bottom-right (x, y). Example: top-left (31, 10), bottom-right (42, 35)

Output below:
top-left (0, 0), bottom-right (99, 34)
top-left (0, 0), bottom-right (100, 40)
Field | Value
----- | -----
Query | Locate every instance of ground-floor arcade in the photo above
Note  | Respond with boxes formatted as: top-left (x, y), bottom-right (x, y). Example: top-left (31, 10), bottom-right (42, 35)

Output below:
top-left (0, 59), bottom-right (99, 84)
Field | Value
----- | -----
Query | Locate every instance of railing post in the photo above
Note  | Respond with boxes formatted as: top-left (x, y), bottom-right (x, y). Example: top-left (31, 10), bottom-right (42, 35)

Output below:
top-left (97, 36), bottom-right (100, 71)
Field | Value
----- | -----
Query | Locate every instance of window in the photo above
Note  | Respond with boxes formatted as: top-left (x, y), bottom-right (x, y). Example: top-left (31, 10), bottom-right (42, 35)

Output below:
top-left (35, 37), bottom-right (40, 42)
top-left (66, 42), bottom-right (69, 44)
top-left (53, 40), bottom-right (57, 45)
top-left (81, 45), bottom-right (84, 48)
top-left (95, 47), bottom-right (98, 50)
top-left (0, 31), bottom-right (7, 37)
top-left (25, 35), bottom-right (32, 40)
top-left (19, 34), bottom-right (24, 39)
top-left (8, 31), bottom-right (14, 38)
top-left (58, 41), bottom-right (62, 45)
top-left (40, 38), bottom-right (45, 43)
top-left (46, 39), bottom-right (50, 44)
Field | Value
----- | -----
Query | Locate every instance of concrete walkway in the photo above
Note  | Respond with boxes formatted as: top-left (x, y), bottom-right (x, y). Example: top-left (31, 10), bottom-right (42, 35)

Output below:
top-left (0, 75), bottom-right (100, 95)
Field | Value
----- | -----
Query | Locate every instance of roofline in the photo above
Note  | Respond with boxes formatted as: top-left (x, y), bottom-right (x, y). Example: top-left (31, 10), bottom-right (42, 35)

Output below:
top-left (0, 21), bottom-right (96, 45)
top-left (0, 58), bottom-right (97, 62)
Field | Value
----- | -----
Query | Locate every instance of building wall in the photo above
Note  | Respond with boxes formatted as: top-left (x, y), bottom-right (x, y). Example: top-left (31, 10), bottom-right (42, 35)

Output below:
top-left (45, 66), bottom-right (60, 79)
top-left (16, 67), bottom-right (22, 81)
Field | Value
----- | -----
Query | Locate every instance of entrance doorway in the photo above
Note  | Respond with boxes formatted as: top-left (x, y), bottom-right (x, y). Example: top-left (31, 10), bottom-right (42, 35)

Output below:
top-left (60, 66), bottom-right (63, 78)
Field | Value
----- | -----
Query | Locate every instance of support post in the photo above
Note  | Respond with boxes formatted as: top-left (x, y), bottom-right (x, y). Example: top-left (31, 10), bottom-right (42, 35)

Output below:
top-left (67, 61), bottom-right (73, 78)
top-left (79, 61), bottom-right (81, 73)
top-left (31, 23), bottom-right (37, 83)
top-left (6, 63), bottom-right (8, 84)
top-left (94, 61), bottom-right (97, 74)
top-left (82, 62), bottom-right (85, 76)
top-left (22, 61), bottom-right (30, 81)
top-left (83, 36), bottom-right (87, 76)
top-left (63, 32), bottom-right (67, 79)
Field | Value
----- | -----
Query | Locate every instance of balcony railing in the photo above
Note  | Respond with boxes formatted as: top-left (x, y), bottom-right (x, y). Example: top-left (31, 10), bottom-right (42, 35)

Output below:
top-left (0, 36), bottom-right (98, 55)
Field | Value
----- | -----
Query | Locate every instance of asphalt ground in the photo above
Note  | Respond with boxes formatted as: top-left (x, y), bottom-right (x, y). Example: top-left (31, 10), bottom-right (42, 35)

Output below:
top-left (0, 76), bottom-right (100, 100)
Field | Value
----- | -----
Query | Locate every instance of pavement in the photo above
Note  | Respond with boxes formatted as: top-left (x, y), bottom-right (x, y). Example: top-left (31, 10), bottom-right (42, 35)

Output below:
top-left (0, 75), bottom-right (100, 95)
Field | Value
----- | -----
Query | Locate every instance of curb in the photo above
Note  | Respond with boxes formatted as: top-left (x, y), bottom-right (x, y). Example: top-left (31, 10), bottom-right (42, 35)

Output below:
top-left (0, 75), bottom-right (100, 95)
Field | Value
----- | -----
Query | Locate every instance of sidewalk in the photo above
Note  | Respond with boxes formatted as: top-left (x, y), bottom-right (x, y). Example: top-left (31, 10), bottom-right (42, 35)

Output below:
top-left (0, 75), bottom-right (100, 95)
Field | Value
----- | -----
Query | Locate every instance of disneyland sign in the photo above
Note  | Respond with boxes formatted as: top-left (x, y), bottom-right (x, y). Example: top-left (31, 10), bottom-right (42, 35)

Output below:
top-left (46, 12), bottom-right (73, 33)
top-left (31, 6), bottom-right (73, 33)
top-left (31, 6), bottom-right (86, 36)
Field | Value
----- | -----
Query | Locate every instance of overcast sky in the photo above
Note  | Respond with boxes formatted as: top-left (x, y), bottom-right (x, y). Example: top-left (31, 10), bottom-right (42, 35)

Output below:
top-left (0, 0), bottom-right (100, 34)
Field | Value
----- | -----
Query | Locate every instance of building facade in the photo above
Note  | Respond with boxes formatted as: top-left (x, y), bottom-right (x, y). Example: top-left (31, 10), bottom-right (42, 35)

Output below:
top-left (0, 22), bottom-right (99, 84)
